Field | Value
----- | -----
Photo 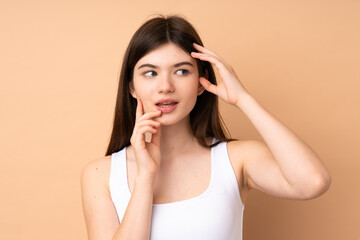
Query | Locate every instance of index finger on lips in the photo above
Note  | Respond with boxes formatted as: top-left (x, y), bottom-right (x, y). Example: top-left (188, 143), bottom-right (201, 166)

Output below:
top-left (139, 110), bottom-right (162, 121)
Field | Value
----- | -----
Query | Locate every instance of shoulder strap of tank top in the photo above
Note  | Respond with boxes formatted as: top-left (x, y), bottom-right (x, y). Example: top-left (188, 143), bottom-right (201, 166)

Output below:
top-left (212, 140), bottom-right (243, 205)
top-left (109, 147), bottom-right (131, 200)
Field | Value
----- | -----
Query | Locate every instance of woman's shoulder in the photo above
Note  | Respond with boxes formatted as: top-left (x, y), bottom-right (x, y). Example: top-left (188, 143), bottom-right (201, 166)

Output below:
top-left (226, 139), bottom-right (271, 175)
top-left (226, 139), bottom-right (267, 172)
top-left (81, 155), bottom-right (112, 192)
top-left (227, 139), bottom-right (266, 157)
top-left (226, 140), bottom-right (265, 203)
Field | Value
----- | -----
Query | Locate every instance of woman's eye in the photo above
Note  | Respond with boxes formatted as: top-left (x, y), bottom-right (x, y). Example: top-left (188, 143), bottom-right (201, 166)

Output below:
top-left (176, 69), bottom-right (189, 76)
top-left (143, 70), bottom-right (189, 77)
top-left (144, 71), bottom-right (157, 77)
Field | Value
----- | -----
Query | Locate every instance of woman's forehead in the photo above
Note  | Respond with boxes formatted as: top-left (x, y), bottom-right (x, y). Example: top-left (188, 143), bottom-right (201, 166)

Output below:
top-left (135, 43), bottom-right (195, 69)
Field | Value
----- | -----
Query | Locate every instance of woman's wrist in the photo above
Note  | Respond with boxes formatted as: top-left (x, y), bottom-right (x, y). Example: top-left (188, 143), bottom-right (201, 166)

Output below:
top-left (235, 91), bottom-right (254, 110)
top-left (135, 174), bottom-right (157, 188)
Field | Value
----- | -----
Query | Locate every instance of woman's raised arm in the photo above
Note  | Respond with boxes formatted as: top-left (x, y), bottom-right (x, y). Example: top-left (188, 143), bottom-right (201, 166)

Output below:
top-left (191, 43), bottom-right (331, 200)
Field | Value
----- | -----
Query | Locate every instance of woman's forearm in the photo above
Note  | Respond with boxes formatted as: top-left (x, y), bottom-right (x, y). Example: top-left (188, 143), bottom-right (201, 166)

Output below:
top-left (236, 93), bottom-right (331, 194)
top-left (112, 175), bottom-right (155, 240)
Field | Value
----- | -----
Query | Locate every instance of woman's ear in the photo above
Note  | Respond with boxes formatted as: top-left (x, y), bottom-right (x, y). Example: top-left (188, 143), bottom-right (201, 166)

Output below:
top-left (129, 81), bottom-right (137, 99)
top-left (197, 70), bottom-right (208, 96)
top-left (197, 83), bottom-right (205, 96)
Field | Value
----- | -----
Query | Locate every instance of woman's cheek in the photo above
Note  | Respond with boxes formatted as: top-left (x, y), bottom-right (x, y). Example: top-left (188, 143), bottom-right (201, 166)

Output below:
top-left (142, 99), bottom-right (154, 113)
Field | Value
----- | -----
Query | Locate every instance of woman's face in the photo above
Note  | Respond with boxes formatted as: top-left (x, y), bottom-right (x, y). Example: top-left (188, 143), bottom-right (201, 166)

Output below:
top-left (131, 42), bottom-right (203, 125)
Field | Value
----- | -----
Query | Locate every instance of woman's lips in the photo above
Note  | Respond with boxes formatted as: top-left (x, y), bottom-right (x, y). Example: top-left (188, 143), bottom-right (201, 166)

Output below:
top-left (155, 102), bottom-right (178, 113)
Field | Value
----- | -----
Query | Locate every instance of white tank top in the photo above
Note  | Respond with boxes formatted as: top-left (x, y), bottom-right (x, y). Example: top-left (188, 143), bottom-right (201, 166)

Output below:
top-left (109, 139), bottom-right (245, 240)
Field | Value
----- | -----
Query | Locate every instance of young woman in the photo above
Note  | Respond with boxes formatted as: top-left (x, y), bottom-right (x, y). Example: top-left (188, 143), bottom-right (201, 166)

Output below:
top-left (81, 15), bottom-right (331, 240)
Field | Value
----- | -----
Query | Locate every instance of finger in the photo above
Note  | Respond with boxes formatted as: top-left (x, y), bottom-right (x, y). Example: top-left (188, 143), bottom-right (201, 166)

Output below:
top-left (199, 77), bottom-right (217, 95)
top-left (138, 110), bottom-right (162, 122)
top-left (191, 52), bottom-right (220, 65)
top-left (138, 126), bottom-right (158, 135)
top-left (191, 52), bottom-right (229, 76)
top-left (150, 123), bottom-right (161, 146)
top-left (137, 120), bottom-right (161, 128)
top-left (135, 98), bottom-right (144, 121)
top-left (132, 119), bottom-right (160, 144)
top-left (134, 125), bottom-right (158, 145)
top-left (192, 42), bottom-right (217, 56)
top-left (136, 128), bottom-right (156, 146)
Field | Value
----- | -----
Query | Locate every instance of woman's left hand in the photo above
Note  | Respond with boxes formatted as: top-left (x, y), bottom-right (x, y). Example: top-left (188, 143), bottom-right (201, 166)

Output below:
top-left (191, 42), bottom-right (249, 106)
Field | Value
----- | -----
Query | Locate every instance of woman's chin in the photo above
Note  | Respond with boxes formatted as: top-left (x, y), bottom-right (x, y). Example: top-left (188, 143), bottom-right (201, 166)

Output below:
top-left (155, 114), bottom-right (187, 126)
top-left (156, 116), bottom-right (176, 126)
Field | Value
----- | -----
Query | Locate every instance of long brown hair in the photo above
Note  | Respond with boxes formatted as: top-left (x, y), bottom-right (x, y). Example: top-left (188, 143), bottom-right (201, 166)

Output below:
top-left (105, 14), bottom-right (235, 156)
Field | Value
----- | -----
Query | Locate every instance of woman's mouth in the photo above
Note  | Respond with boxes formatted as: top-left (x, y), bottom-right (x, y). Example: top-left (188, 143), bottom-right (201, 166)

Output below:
top-left (155, 100), bottom-right (178, 113)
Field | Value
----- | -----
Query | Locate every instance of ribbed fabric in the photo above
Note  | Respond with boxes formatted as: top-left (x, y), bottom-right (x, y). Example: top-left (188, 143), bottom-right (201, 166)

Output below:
top-left (109, 139), bottom-right (244, 240)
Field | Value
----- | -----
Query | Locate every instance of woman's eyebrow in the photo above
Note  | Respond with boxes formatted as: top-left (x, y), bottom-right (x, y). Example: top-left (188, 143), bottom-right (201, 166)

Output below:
top-left (137, 61), bottom-right (193, 69)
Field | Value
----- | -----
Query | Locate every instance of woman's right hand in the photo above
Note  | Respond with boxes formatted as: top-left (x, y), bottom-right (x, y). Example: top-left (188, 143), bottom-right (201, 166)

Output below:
top-left (130, 98), bottom-right (162, 181)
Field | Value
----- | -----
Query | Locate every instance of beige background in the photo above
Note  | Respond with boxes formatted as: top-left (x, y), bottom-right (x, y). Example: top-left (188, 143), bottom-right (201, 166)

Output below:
top-left (1, 0), bottom-right (359, 239)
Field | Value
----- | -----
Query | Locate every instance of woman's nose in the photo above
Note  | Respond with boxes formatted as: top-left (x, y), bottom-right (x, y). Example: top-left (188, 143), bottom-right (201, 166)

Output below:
top-left (158, 74), bottom-right (175, 93)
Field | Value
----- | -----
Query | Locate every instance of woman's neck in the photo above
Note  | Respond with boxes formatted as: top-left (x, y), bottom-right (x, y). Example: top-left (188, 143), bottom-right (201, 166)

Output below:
top-left (158, 116), bottom-right (199, 160)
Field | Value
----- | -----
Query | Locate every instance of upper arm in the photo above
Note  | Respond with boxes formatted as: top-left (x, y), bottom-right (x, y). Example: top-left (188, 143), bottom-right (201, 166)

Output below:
top-left (230, 140), bottom-right (303, 200)
top-left (81, 156), bottom-right (119, 240)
